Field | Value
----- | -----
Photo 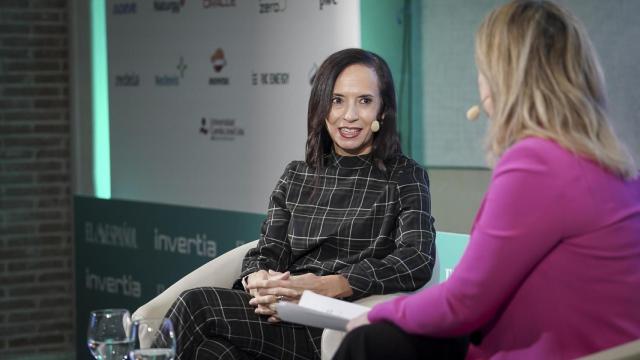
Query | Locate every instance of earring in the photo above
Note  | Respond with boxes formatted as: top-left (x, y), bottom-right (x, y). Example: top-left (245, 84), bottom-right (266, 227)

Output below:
top-left (371, 120), bottom-right (380, 133)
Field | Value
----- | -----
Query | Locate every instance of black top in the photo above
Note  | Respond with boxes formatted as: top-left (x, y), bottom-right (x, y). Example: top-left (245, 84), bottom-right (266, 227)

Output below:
top-left (239, 152), bottom-right (435, 300)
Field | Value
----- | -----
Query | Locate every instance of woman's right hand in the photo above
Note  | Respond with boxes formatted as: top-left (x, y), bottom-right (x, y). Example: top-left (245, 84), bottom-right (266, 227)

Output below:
top-left (245, 270), bottom-right (269, 298)
top-left (346, 312), bottom-right (370, 332)
top-left (247, 270), bottom-right (295, 322)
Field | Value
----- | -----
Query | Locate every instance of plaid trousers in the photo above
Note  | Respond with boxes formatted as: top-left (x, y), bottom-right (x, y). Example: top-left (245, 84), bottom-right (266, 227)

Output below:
top-left (166, 287), bottom-right (323, 360)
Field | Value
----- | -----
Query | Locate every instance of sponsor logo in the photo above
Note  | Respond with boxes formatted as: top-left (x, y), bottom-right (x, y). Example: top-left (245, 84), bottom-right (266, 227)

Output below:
top-left (114, 73), bottom-right (140, 87)
top-left (85, 221), bottom-right (138, 249)
top-left (154, 228), bottom-right (217, 258)
top-left (211, 48), bottom-right (226, 72)
top-left (155, 75), bottom-right (179, 86)
top-left (199, 117), bottom-right (209, 135)
top-left (308, 63), bottom-right (318, 85)
top-left (208, 77), bottom-right (228, 85)
top-left (177, 56), bottom-right (187, 77)
top-left (155, 57), bottom-right (186, 86)
top-left (199, 117), bottom-right (245, 141)
top-left (154, 0), bottom-right (186, 13)
top-left (259, 0), bottom-right (286, 13)
top-left (319, 0), bottom-right (337, 10)
top-left (251, 71), bottom-right (290, 85)
top-left (209, 48), bottom-right (229, 86)
top-left (202, 0), bottom-right (236, 8)
top-left (85, 268), bottom-right (142, 298)
top-left (113, 2), bottom-right (137, 14)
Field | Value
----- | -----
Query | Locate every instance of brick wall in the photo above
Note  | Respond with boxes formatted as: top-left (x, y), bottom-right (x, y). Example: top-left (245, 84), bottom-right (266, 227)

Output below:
top-left (0, 0), bottom-right (73, 358)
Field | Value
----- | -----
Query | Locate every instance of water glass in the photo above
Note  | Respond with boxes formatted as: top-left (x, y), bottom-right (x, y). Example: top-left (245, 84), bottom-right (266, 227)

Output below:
top-left (129, 318), bottom-right (176, 360)
top-left (87, 308), bottom-right (133, 360)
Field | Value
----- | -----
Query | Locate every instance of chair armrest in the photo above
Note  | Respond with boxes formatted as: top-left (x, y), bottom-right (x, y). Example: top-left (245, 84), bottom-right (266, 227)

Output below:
top-left (318, 255), bottom-right (441, 360)
top-left (578, 339), bottom-right (640, 360)
top-left (321, 293), bottom-right (402, 360)
top-left (132, 240), bottom-right (258, 321)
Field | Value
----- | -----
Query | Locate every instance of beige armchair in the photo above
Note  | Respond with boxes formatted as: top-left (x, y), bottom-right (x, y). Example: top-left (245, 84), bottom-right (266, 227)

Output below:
top-left (134, 238), bottom-right (640, 359)
top-left (132, 240), bottom-right (437, 359)
top-left (577, 339), bottom-right (640, 360)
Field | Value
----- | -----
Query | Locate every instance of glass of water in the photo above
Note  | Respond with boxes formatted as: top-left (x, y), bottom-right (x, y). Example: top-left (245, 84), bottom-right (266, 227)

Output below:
top-left (129, 318), bottom-right (176, 360)
top-left (87, 308), bottom-right (133, 360)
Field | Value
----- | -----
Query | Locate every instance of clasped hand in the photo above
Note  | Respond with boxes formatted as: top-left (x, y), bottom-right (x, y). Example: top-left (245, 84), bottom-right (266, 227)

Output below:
top-left (245, 270), bottom-right (326, 323)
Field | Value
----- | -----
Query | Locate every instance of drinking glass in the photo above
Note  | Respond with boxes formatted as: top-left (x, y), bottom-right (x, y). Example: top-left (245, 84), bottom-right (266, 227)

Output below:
top-left (129, 318), bottom-right (176, 360)
top-left (87, 308), bottom-right (133, 360)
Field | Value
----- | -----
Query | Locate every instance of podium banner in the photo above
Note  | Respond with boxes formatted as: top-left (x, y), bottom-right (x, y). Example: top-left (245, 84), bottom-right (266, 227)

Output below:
top-left (74, 196), bottom-right (264, 358)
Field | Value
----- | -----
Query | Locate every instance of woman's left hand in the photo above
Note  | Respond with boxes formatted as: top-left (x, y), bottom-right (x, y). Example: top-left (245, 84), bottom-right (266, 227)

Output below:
top-left (346, 313), bottom-right (370, 332)
top-left (249, 270), bottom-right (298, 322)
top-left (247, 273), bottom-right (353, 299)
top-left (247, 273), bottom-right (354, 323)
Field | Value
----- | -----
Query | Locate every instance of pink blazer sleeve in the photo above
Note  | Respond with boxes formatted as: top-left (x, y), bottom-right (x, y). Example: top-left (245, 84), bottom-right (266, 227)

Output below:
top-left (368, 140), bottom-right (581, 336)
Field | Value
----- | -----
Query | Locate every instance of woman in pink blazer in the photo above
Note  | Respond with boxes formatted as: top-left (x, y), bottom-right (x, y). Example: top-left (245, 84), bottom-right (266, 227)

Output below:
top-left (334, 1), bottom-right (640, 359)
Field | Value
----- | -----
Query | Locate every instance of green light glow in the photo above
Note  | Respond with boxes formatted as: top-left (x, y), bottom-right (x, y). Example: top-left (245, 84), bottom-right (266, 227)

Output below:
top-left (90, 0), bottom-right (111, 199)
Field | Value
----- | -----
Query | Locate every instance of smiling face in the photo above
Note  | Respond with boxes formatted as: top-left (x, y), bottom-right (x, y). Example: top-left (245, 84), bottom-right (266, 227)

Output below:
top-left (325, 64), bottom-right (382, 156)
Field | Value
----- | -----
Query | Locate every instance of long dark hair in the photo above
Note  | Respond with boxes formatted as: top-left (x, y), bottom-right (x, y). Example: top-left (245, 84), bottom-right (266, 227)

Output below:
top-left (305, 48), bottom-right (401, 170)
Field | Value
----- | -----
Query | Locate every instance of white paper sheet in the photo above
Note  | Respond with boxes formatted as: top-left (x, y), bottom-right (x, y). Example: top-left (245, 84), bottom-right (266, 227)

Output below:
top-left (275, 290), bottom-right (370, 331)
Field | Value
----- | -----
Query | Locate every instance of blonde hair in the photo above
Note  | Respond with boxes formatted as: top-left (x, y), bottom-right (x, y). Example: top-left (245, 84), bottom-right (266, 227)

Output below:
top-left (475, 0), bottom-right (637, 179)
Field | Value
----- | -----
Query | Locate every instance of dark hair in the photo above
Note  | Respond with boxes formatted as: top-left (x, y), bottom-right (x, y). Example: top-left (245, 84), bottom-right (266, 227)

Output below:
top-left (305, 48), bottom-right (401, 170)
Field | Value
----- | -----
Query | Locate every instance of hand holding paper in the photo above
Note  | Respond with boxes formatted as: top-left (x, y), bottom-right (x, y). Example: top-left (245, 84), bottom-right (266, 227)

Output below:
top-left (346, 312), bottom-right (371, 332)
top-left (276, 290), bottom-right (370, 331)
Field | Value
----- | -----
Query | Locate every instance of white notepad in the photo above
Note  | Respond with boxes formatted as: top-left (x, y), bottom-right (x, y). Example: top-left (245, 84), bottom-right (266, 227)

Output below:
top-left (275, 290), bottom-right (370, 331)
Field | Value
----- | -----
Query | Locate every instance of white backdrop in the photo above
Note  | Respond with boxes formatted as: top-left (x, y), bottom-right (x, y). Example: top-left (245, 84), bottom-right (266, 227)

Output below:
top-left (107, 0), bottom-right (360, 213)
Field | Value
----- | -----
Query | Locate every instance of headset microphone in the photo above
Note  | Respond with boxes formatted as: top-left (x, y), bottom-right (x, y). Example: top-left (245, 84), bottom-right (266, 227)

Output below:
top-left (466, 105), bottom-right (481, 121)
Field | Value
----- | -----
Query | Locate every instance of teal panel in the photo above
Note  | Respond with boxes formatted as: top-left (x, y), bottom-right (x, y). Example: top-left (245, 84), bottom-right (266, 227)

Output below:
top-left (361, 0), bottom-right (423, 162)
top-left (90, 0), bottom-right (111, 198)
top-left (435, 231), bottom-right (469, 282)
top-left (74, 196), bottom-right (264, 359)
top-left (360, 0), bottom-right (404, 81)
top-left (408, 0), bottom-right (424, 164)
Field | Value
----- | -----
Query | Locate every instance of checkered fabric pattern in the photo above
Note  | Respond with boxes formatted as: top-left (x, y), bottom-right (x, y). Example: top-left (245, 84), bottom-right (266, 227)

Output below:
top-left (167, 287), bottom-right (323, 360)
top-left (167, 153), bottom-right (435, 359)
top-left (241, 153), bottom-right (436, 300)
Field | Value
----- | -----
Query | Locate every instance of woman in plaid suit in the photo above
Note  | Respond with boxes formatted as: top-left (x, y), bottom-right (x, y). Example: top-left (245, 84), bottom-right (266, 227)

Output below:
top-left (165, 48), bottom-right (439, 360)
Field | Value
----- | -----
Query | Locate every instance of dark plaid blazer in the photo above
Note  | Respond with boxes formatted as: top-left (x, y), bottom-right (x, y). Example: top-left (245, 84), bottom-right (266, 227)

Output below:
top-left (239, 152), bottom-right (436, 300)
